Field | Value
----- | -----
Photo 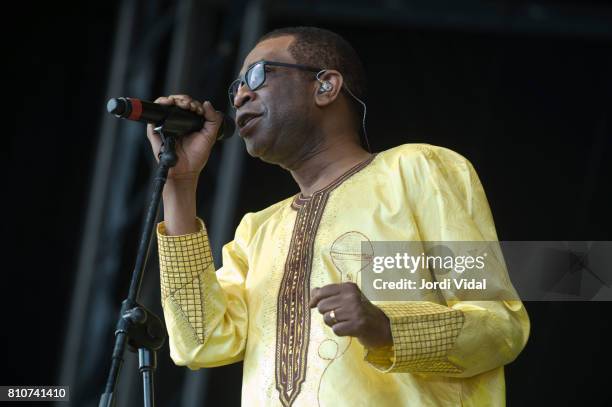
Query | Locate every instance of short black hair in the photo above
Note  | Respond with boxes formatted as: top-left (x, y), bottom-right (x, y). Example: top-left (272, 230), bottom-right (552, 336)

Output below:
top-left (258, 26), bottom-right (367, 129)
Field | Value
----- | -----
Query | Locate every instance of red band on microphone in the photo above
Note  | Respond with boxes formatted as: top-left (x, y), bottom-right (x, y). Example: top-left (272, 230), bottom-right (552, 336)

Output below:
top-left (128, 98), bottom-right (143, 120)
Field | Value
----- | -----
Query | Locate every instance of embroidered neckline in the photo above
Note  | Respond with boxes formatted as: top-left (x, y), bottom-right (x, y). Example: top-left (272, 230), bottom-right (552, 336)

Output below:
top-left (290, 153), bottom-right (377, 210)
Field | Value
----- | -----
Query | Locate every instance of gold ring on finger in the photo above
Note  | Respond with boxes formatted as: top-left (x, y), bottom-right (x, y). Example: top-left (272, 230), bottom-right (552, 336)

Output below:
top-left (329, 309), bottom-right (338, 325)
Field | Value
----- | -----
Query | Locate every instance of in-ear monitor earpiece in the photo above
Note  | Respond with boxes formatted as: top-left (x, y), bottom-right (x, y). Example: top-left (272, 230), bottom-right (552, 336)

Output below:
top-left (318, 80), bottom-right (333, 93)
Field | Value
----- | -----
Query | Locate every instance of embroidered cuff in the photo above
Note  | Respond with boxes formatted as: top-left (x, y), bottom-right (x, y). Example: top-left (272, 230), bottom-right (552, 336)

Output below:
top-left (365, 302), bottom-right (465, 374)
top-left (157, 218), bottom-right (214, 342)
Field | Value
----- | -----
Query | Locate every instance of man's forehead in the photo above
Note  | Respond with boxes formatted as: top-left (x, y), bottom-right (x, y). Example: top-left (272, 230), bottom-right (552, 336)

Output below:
top-left (240, 35), bottom-right (295, 74)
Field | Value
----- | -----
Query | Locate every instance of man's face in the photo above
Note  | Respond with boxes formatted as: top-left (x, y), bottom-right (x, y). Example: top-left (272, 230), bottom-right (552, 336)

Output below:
top-left (233, 36), bottom-right (318, 165)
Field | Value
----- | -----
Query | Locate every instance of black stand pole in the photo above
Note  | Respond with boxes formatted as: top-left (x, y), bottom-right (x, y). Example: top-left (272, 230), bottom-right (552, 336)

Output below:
top-left (99, 128), bottom-right (178, 407)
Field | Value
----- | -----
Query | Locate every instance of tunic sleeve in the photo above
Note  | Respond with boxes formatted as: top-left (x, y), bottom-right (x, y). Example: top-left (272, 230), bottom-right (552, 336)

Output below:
top-left (364, 145), bottom-right (530, 377)
top-left (157, 216), bottom-right (251, 369)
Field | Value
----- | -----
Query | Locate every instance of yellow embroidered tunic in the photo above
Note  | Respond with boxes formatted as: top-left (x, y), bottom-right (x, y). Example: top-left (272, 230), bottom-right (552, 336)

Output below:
top-left (157, 144), bottom-right (530, 406)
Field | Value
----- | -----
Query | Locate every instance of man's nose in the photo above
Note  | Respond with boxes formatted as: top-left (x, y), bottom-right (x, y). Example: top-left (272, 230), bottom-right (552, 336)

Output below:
top-left (234, 82), bottom-right (255, 109)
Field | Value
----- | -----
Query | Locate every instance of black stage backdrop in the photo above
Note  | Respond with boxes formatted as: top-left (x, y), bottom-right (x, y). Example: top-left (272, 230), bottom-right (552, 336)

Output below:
top-left (6, 1), bottom-right (611, 406)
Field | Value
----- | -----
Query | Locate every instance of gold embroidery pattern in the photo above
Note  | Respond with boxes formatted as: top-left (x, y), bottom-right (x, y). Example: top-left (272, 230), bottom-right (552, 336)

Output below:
top-left (316, 338), bottom-right (352, 407)
top-left (367, 302), bottom-right (465, 373)
top-left (158, 220), bottom-right (213, 343)
top-left (276, 193), bottom-right (327, 407)
top-left (276, 155), bottom-right (376, 406)
top-left (330, 231), bottom-right (374, 283)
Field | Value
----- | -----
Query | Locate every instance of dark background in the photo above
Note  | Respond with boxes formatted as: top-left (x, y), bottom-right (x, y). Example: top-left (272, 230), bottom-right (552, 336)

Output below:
top-left (6, 0), bottom-right (612, 406)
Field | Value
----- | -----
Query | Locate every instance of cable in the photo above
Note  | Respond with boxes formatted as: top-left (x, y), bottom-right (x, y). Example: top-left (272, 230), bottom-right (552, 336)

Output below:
top-left (316, 70), bottom-right (371, 153)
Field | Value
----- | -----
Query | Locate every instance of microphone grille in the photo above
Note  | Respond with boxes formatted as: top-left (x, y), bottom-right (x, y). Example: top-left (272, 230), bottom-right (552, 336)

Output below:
top-left (107, 98), bottom-right (129, 116)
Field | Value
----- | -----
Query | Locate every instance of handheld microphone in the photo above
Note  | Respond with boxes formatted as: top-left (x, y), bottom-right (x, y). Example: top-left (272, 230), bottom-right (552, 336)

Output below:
top-left (107, 97), bottom-right (235, 140)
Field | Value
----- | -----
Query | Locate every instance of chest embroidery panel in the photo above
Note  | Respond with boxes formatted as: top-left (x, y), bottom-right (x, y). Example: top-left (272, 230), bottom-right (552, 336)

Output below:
top-left (274, 155), bottom-right (376, 407)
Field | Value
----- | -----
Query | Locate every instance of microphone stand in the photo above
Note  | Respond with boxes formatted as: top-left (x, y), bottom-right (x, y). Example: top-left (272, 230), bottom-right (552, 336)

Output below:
top-left (99, 122), bottom-right (181, 407)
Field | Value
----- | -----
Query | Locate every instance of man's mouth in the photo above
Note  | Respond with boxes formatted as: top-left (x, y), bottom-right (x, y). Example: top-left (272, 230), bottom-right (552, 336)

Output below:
top-left (237, 112), bottom-right (263, 129)
top-left (237, 112), bottom-right (263, 136)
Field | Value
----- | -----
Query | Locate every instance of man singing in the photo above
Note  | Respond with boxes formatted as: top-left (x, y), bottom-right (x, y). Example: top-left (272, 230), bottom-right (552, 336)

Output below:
top-left (148, 27), bottom-right (529, 406)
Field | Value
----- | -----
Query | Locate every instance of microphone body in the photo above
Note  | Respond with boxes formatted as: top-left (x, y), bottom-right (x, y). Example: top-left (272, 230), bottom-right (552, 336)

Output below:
top-left (107, 97), bottom-right (234, 140)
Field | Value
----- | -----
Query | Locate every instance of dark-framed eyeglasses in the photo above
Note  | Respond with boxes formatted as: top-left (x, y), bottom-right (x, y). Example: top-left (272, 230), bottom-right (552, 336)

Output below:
top-left (228, 60), bottom-right (322, 107)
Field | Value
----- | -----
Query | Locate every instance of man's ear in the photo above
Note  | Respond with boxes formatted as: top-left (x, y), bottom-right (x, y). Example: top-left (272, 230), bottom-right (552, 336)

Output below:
top-left (314, 70), bottom-right (343, 107)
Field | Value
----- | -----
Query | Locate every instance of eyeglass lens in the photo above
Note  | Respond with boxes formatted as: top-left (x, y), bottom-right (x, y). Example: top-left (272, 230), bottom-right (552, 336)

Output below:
top-left (229, 62), bottom-right (266, 104)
